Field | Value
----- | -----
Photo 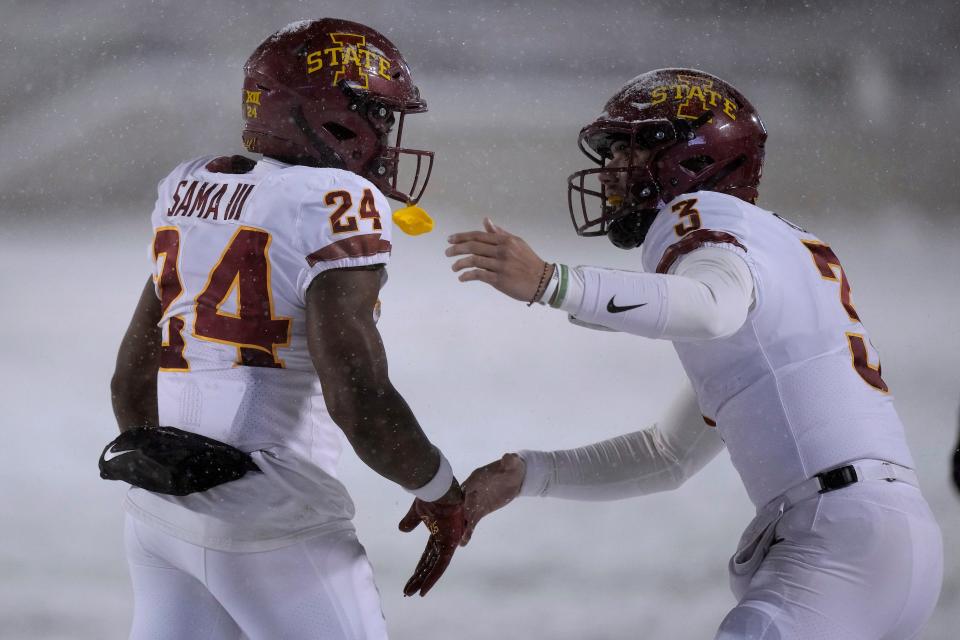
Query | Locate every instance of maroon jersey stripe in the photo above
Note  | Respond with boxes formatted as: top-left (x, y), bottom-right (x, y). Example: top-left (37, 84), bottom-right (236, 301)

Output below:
top-left (656, 229), bottom-right (747, 274)
top-left (306, 234), bottom-right (392, 266)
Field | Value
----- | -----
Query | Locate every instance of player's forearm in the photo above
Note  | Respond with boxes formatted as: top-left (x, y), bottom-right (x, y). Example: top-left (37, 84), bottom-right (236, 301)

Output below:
top-left (110, 373), bottom-right (159, 431)
top-left (545, 247), bottom-right (753, 340)
top-left (314, 349), bottom-right (446, 490)
top-left (319, 361), bottom-right (448, 493)
top-left (306, 267), bottom-right (455, 499)
top-left (517, 385), bottom-right (724, 500)
top-left (518, 428), bottom-right (684, 500)
top-left (337, 387), bottom-right (443, 489)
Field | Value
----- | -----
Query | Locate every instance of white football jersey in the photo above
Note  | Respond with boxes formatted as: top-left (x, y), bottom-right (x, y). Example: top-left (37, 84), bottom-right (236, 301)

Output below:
top-left (124, 155), bottom-right (393, 550)
top-left (641, 190), bottom-right (914, 507)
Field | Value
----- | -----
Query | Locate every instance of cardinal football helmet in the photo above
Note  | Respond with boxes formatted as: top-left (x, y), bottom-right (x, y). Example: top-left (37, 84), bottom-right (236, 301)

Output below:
top-left (568, 68), bottom-right (767, 248)
top-left (242, 19), bottom-right (433, 203)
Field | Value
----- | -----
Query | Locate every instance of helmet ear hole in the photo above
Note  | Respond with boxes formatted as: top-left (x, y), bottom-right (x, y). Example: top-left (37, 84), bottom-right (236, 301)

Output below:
top-left (679, 155), bottom-right (714, 174)
top-left (322, 122), bottom-right (357, 141)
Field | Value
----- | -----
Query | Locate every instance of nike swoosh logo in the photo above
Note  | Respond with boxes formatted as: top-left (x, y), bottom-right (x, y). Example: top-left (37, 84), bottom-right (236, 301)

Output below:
top-left (607, 297), bottom-right (648, 314)
top-left (103, 448), bottom-right (135, 462)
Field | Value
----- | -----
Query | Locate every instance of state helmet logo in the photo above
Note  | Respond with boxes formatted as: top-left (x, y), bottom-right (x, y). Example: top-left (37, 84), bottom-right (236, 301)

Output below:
top-left (649, 75), bottom-right (740, 121)
top-left (304, 32), bottom-right (394, 90)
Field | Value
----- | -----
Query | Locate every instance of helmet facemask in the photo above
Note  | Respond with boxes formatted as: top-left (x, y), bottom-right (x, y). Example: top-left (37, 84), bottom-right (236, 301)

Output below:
top-left (339, 81), bottom-right (435, 204)
top-left (568, 114), bottom-right (711, 248)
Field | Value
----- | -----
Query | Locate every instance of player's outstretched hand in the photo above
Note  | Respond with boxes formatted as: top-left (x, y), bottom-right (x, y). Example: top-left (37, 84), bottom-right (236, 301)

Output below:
top-left (460, 453), bottom-right (526, 546)
top-left (398, 481), bottom-right (465, 597)
top-left (446, 218), bottom-right (553, 303)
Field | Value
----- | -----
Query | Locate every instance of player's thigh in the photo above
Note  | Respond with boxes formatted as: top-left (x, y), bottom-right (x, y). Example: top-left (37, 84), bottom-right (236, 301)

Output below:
top-left (875, 483), bottom-right (942, 640)
top-left (125, 517), bottom-right (242, 640)
top-left (207, 528), bottom-right (388, 640)
top-left (716, 482), bottom-right (941, 640)
top-left (715, 602), bottom-right (784, 640)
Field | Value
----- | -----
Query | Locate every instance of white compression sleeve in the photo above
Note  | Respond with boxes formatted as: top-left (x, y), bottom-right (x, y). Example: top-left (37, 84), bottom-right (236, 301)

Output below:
top-left (517, 383), bottom-right (725, 501)
top-left (556, 246), bottom-right (755, 341)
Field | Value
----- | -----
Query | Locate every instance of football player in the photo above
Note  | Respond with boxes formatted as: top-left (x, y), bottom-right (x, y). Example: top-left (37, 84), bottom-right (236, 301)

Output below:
top-left (445, 69), bottom-right (943, 639)
top-left (109, 19), bottom-right (462, 640)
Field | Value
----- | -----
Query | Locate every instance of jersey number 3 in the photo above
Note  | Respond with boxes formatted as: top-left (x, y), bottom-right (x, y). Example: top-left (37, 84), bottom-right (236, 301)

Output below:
top-left (153, 226), bottom-right (291, 370)
top-left (802, 240), bottom-right (888, 393)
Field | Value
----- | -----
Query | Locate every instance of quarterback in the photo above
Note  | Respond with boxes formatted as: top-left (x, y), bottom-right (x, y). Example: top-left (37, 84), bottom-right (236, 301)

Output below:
top-left (107, 19), bottom-right (462, 640)
top-left (446, 69), bottom-right (943, 639)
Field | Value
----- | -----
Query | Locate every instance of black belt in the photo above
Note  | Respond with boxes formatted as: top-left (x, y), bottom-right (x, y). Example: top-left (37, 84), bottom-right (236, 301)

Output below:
top-left (779, 459), bottom-right (917, 508)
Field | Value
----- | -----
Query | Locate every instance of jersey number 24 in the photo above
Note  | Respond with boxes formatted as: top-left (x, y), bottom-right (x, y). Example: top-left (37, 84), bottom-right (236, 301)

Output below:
top-left (153, 226), bottom-right (292, 371)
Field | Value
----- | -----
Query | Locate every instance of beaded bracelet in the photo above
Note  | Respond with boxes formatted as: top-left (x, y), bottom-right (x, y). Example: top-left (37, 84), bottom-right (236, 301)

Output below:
top-left (527, 261), bottom-right (551, 306)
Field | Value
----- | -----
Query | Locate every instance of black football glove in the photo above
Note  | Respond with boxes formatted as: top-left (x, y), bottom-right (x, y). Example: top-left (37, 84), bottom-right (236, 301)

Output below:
top-left (99, 426), bottom-right (259, 496)
top-left (398, 491), bottom-right (466, 597)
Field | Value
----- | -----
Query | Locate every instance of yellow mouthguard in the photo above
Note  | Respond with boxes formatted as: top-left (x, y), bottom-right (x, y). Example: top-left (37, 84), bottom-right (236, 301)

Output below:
top-left (393, 203), bottom-right (434, 236)
top-left (606, 195), bottom-right (624, 206)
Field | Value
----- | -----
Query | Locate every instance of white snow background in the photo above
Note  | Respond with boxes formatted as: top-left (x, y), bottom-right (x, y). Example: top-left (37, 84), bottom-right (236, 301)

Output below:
top-left (1, 2), bottom-right (958, 638)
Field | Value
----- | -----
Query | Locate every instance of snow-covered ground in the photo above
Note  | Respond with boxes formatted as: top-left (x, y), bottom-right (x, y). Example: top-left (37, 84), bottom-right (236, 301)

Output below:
top-left (1, 199), bottom-right (957, 638)
top-left (2, 2), bottom-right (959, 637)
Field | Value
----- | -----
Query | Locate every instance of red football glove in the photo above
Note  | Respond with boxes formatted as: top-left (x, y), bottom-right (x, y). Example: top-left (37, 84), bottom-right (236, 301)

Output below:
top-left (398, 494), bottom-right (466, 597)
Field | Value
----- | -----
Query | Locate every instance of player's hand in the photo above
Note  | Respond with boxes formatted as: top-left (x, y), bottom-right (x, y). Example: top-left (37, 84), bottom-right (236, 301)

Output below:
top-left (398, 480), bottom-right (465, 597)
top-left (446, 218), bottom-right (554, 303)
top-left (460, 453), bottom-right (526, 546)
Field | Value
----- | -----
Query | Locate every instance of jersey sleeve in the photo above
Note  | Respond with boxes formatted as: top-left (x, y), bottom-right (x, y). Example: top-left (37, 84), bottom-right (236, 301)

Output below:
top-left (294, 172), bottom-right (393, 302)
top-left (517, 382), bottom-right (725, 500)
top-left (642, 191), bottom-right (752, 276)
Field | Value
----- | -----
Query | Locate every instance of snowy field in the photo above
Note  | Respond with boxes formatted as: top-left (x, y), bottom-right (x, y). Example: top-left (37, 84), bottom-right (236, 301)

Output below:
top-left (2, 1), bottom-right (959, 637)
top-left (1, 200), bottom-right (958, 639)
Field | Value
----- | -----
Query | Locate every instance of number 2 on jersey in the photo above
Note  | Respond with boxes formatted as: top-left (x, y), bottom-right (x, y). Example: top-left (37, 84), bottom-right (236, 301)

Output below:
top-left (153, 227), bottom-right (291, 370)
top-left (802, 240), bottom-right (888, 393)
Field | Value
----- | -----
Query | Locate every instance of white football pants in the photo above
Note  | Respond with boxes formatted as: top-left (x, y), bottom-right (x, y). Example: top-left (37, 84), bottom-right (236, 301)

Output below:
top-left (124, 515), bottom-right (389, 640)
top-left (716, 480), bottom-right (942, 640)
